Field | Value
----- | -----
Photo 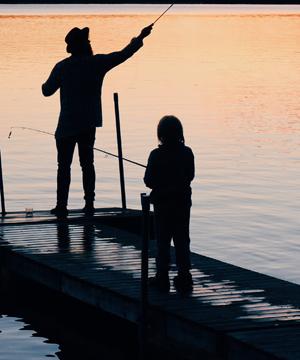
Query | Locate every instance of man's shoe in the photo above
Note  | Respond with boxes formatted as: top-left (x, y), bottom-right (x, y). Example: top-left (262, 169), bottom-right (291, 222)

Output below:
top-left (149, 274), bottom-right (170, 293)
top-left (174, 272), bottom-right (193, 294)
top-left (82, 205), bottom-right (95, 216)
top-left (50, 206), bottom-right (68, 218)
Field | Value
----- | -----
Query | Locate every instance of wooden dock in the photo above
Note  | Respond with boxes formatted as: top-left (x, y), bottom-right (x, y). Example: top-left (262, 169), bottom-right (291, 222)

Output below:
top-left (0, 208), bottom-right (300, 359)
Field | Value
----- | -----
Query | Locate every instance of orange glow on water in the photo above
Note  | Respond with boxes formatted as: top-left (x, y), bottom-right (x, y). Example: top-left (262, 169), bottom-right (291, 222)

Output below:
top-left (0, 6), bottom-right (300, 284)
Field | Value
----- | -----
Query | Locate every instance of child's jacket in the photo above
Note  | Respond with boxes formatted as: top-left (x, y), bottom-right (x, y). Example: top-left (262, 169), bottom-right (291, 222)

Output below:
top-left (144, 143), bottom-right (195, 205)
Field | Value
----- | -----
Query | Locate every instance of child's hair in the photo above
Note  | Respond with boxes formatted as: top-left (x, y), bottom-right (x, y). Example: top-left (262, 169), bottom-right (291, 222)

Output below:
top-left (157, 115), bottom-right (185, 145)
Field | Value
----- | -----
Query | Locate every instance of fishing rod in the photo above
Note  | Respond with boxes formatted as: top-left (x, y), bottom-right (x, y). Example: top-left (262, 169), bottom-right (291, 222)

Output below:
top-left (7, 8), bottom-right (176, 169)
top-left (152, 4), bottom-right (174, 25)
top-left (8, 126), bottom-right (146, 169)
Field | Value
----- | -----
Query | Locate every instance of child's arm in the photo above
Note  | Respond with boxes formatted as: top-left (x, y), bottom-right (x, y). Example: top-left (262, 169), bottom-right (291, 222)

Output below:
top-left (144, 150), bottom-right (157, 189)
top-left (186, 148), bottom-right (195, 183)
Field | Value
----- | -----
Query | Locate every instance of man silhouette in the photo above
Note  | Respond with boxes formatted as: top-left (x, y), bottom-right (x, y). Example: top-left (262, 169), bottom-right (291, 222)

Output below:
top-left (42, 24), bottom-right (152, 217)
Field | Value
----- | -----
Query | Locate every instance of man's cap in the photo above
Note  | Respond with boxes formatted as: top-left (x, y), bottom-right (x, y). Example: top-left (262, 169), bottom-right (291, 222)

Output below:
top-left (65, 27), bottom-right (89, 45)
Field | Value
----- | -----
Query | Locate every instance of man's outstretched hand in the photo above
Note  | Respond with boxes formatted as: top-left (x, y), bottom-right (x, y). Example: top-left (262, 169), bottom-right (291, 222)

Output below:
top-left (139, 24), bottom-right (153, 39)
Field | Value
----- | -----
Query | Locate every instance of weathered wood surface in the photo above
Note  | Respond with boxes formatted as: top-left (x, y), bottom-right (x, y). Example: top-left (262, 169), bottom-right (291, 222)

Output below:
top-left (0, 208), bottom-right (300, 359)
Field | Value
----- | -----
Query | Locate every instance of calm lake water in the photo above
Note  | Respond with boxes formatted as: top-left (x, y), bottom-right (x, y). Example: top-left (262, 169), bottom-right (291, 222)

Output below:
top-left (0, 4), bottom-right (299, 286)
top-left (0, 4), bottom-right (300, 359)
top-left (0, 315), bottom-right (59, 359)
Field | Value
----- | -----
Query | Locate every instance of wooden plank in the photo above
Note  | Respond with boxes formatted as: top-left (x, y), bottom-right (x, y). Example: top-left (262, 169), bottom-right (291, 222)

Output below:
top-left (1, 209), bottom-right (300, 359)
top-left (227, 327), bottom-right (300, 360)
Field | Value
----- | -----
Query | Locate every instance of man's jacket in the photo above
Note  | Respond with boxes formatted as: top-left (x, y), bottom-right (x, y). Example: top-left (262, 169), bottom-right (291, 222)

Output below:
top-left (42, 37), bottom-right (143, 139)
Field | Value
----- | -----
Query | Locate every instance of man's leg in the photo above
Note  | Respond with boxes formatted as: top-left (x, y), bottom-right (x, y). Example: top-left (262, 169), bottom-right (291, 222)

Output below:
top-left (77, 128), bottom-right (96, 212)
top-left (55, 136), bottom-right (76, 211)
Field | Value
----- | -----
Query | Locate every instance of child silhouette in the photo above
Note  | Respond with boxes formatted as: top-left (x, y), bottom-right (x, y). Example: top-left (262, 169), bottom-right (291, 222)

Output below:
top-left (144, 115), bottom-right (195, 293)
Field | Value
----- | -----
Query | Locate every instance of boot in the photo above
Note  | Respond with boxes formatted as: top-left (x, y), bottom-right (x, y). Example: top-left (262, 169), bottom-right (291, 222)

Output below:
top-left (82, 201), bottom-right (95, 216)
top-left (50, 205), bottom-right (69, 218)
top-left (174, 271), bottom-right (193, 294)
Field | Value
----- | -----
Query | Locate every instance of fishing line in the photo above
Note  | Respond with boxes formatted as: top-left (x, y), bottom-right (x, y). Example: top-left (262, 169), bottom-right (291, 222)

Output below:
top-left (130, 4), bottom-right (175, 89)
top-left (8, 127), bottom-right (146, 169)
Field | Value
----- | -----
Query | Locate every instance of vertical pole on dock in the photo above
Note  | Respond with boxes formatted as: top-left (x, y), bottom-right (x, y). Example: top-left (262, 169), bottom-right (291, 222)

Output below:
top-left (114, 93), bottom-right (127, 210)
top-left (0, 150), bottom-right (6, 216)
top-left (139, 193), bottom-right (150, 360)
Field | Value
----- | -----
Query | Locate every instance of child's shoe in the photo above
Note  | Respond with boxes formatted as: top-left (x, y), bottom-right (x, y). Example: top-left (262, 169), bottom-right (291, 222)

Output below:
top-left (149, 273), bottom-right (170, 293)
top-left (174, 272), bottom-right (193, 294)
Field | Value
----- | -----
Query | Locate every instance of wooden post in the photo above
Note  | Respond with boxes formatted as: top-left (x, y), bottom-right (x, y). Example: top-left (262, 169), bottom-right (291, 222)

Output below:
top-left (139, 193), bottom-right (150, 360)
top-left (0, 150), bottom-right (6, 216)
top-left (113, 93), bottom-right (127, 210)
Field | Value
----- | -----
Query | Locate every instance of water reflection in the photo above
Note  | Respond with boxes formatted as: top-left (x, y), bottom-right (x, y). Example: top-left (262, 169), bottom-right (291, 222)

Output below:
top-left (57, 222), bottom-right (70, 252)
top-left (82, 223), bottom-right (95, 252)
top-left (0, 4), bottom-right (299, 287)
top-left (0, 315), bottom-right (59, 359)
top-left (56, 222), bottom-right (96, 254)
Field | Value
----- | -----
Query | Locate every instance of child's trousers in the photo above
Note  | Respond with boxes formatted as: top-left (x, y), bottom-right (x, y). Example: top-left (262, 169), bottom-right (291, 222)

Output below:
top-left (154, 201), bottom-right (191, 275)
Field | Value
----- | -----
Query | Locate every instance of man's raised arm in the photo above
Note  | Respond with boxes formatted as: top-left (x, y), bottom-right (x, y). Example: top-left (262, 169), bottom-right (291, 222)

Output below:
top-left (100, 24), bottom-right (153, 72)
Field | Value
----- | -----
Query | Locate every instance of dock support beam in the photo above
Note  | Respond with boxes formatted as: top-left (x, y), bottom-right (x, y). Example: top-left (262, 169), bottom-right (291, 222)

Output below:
top-left (139, 193), bottom-right (150, 360)
top-left (0, 150), bottom-right (6, 216)
top-left (114, 93), bottom-right (127, 210)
